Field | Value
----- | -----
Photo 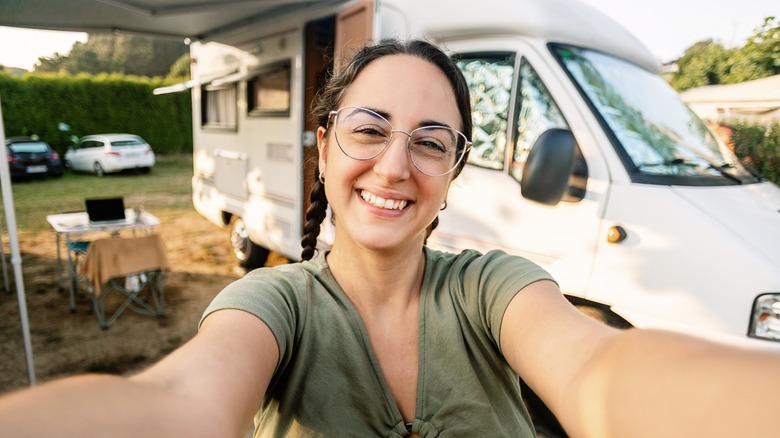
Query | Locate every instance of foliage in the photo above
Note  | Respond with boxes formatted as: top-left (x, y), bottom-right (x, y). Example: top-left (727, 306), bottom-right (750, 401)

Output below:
top-left (0, 72), bottom-right (192, 155)
top-left (671, 17), bottom-right (779, 91)
top-left (34, 34), bottom-right (187, 78)
top-left (670, 40), bottom-right (733, 91)
top-left (166, 53), bottom-right (191, 80)
top-left (729, 122), bottom-right (780, 185)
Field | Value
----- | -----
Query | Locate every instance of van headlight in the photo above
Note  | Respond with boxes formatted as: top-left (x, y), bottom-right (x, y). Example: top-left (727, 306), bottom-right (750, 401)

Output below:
top-left (748, 294), bottom-right (780, 341)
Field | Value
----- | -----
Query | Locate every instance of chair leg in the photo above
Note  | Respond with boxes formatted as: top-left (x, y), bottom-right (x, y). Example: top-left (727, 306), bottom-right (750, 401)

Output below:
top-left (90, 270), bottom-right (165, 330)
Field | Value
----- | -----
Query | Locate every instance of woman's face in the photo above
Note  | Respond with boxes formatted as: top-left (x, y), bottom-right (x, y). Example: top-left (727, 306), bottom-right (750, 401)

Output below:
top-left (318, 54), bottom-right (462, 253)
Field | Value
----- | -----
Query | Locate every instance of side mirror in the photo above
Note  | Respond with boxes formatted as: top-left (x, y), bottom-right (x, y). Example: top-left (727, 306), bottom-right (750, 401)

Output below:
top-left (520, 128), bottom-right (576, 206)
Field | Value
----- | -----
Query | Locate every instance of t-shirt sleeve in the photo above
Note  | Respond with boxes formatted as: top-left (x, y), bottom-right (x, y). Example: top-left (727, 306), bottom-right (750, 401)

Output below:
top-left (198, 264), bottom-right (308, 372)
top-left (457, 249), bottom-right (555, 348)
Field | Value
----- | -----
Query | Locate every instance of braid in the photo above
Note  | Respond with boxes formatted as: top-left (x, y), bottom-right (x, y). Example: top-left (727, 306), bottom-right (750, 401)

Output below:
top-left (424, 216), bottom-right (439, 244)
top-left (300, 171), bottom-right (329, 261)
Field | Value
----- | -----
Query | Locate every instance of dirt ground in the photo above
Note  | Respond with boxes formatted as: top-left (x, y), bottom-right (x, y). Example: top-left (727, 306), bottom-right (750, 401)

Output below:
top-left (0, 208), bottom-right (288, 393)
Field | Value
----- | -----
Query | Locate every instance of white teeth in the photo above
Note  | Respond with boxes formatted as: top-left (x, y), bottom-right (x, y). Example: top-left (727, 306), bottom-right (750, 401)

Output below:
top-left (360, 190), bottom-right (408, 210)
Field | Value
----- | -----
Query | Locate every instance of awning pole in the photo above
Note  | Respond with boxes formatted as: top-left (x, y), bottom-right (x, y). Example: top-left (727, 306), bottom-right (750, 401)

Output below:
top-left (0, 98), bottom-right (36, 385)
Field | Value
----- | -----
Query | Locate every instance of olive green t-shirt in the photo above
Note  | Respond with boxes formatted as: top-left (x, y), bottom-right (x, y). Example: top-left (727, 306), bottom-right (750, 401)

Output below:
top-left (201, 247), bottom-right (554, 437)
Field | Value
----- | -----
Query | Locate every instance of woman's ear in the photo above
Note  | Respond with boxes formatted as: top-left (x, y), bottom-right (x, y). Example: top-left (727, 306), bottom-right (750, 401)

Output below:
top-left (317, 126), bottom-right (328, 175)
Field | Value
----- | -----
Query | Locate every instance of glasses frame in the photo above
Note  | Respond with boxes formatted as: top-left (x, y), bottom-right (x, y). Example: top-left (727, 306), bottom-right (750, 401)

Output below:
top-left (327, 106), bottom-right (472, 177)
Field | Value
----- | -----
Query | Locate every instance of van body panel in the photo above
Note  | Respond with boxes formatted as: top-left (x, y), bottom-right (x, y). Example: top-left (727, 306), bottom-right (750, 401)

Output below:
top-left (587, 182), bottom-right (780, 344)
top-left (672, 182), bottom-right (780, 266)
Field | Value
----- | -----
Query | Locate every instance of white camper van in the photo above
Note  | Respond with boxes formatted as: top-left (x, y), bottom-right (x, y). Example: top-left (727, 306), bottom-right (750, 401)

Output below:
top-left (180, 0), bottom-right (780, 351)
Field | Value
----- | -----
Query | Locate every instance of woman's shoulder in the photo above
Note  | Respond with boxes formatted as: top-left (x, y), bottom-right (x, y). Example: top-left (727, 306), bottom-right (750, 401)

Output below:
top-left (425, 246), bottom-right (555, 295)
top-left (426, 246), bottom-right (545, 273)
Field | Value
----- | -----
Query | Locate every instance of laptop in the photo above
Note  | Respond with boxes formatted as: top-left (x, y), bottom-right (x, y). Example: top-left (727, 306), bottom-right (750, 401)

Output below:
top-left (85, 197), bottom-right (127, 225)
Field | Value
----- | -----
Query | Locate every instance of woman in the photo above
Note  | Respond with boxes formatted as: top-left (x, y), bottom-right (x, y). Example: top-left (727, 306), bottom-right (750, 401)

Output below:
top-left (0, 39), bottom-right (777, 438)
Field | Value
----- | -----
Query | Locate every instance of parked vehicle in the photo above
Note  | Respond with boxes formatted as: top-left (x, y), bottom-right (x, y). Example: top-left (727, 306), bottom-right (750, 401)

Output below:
top-left (64, 133), bottom-right (155, 176)
top-left (5, 136), bottom-right (63, 180)
top-left (158, 0), bottom-right (780, 353)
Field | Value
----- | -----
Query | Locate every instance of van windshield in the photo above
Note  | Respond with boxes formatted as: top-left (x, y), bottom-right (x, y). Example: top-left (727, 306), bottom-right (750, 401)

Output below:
top-left (552, 45), bottom-right (757, 185)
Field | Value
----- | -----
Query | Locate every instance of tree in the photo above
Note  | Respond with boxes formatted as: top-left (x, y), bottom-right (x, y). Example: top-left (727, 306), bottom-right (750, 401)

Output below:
top-left (167, 53), bottom-right (191, 80)
top-left (671, 16), bottom-right (779, 91)
top-left (670, 40), bottom-right (733, 91)
top-left (33, 34), bottom-right (187, 78)
top-left (726, 16), bottom-right (780, 83)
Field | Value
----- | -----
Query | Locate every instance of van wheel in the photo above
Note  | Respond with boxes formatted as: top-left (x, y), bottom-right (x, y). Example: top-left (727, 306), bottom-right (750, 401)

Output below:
top-left (93, 162), bottom-right (105, 177)
top-left (229, 216), bottom-right (269, 270)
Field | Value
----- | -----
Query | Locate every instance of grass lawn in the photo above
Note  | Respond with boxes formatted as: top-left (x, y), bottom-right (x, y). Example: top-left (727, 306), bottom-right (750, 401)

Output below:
top-left (0, 154), bottom-right (193, 231)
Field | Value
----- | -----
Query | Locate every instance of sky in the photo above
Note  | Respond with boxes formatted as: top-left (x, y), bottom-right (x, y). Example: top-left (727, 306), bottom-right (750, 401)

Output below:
top-left (0, 0), bottom-right (776, 70)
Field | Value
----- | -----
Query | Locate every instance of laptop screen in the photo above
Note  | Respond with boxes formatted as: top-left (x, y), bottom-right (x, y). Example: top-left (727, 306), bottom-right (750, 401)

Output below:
top-left (85, 197), bottom-right (126, 223)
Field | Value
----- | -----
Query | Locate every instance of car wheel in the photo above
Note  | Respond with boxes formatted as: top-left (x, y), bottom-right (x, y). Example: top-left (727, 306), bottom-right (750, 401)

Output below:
top-left (228, 216), bottom-right (269, 270)
top-left (93, 162), bottom-right (105, 177)
top-left (64, 160), bottom-right (73, 172)
top-left (140, 167), bottom-right (151, 174)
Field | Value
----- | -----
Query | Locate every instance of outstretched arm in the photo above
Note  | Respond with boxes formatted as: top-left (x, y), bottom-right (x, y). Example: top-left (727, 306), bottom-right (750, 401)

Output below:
top-left (0, 309), bottom-right (278, 437)
top-left (500, 280), bottom-right (780, 437)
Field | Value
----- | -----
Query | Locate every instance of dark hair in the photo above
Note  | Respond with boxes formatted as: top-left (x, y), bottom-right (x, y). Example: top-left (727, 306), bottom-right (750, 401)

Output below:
top-left (300, 39), bottom-right (473, 261)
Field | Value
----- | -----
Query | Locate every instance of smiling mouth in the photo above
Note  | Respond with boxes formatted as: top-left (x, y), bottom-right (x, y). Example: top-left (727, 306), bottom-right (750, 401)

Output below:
top-left (360, 189), bottom-right (409, 210)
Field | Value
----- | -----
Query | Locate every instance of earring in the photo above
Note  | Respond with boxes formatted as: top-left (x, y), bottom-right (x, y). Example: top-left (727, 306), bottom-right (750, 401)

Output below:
top-left (319, 172), bottom-right (325, 184)
top-left (440, 200), bottom-right (447, 211)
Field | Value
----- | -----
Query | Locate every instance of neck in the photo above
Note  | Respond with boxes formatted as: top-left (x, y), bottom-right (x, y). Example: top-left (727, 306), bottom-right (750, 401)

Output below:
top-left (326, 240), bottom-right (426, 311)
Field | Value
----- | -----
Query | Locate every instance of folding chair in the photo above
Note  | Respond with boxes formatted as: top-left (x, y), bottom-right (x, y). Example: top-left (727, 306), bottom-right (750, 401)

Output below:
top-left (79, 234), bottom-right (170, 330)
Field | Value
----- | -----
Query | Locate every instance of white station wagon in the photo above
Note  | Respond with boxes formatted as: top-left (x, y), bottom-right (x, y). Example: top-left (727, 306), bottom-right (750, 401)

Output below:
top-left (65, 133), bottom-right (156, 176)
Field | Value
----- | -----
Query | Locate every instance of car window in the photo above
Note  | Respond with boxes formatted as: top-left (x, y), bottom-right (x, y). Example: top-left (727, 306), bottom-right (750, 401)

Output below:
top-left (9, 142), bottom-right (50, 153)
top-left (111, 139), bottom-right (144, 147)
top-left (80, 141), bottom-right (103, 149)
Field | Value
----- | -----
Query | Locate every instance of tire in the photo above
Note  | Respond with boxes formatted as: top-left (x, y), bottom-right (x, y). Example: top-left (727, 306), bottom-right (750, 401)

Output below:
top-left (228, 216), bottom-right (269, 270)
top-left (64, 160), bottom-right (73, 172)
top-left (94, 162), bottom-right (105, 177)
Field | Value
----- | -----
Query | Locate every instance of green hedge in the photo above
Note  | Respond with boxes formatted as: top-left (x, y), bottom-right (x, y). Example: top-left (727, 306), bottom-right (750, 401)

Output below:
top-left (729, 123), bottom-right (780, 185)
top-left (0, 72), bottom-right (192, 155)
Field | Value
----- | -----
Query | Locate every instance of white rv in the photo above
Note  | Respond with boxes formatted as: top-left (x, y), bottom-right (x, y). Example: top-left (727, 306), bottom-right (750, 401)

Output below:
top-left (181, 0), bottom-right (780, 351)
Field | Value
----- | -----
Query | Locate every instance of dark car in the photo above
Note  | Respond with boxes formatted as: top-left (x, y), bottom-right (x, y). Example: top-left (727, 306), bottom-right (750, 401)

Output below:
top-left (5, 137), bottom-right (64, 180)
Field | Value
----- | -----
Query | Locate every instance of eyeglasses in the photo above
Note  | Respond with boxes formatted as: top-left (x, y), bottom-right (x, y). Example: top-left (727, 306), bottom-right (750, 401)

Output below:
top-left (327, 106), bottom-right (471, 177)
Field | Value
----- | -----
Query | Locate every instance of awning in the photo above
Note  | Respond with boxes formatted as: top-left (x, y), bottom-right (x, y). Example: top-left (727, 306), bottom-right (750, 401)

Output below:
top-left (0, 0), bottom-right (348, 45)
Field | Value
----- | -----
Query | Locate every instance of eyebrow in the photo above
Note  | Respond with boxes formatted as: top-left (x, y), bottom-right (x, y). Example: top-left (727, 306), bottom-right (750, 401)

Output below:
top-left (364, 106), bottom-right (455, 130)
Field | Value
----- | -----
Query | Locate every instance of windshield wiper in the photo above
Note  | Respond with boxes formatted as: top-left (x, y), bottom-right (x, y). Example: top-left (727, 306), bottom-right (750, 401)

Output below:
top-left (636, 158), bottom-right (745, 184)
top-left (636, 158), bottom-right (698, 169)
top-left (706, 162), bottom-right (750, 184)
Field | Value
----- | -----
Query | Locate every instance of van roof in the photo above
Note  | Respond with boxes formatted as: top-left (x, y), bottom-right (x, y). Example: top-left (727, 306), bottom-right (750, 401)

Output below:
top-left (380, 0), bottom-right (660, 73)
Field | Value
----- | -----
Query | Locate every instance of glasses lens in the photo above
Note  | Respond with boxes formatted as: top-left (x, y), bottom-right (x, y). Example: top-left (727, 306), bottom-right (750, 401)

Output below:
top-left (331, 106), bottom-right (469, 176)
top-left (409, 127), bottom-right (466, 176)
top-left (333, 107), bottom-right (392, 160)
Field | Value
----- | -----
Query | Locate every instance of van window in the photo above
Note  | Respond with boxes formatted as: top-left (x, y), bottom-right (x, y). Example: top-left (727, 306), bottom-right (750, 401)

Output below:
top-left (248, 61), bottom-right (291, 116)
top-left (511, 60), bottom-right (569, 182)
top-left (457, 53), bottom-right (515, 170)
top-left (202, 84), bottom-right (238, 130)
top-left (553, 44), bottom-right (755, 185)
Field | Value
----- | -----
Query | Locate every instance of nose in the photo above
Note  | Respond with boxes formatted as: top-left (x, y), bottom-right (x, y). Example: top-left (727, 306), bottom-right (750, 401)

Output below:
top-left (372, 130), bottom-right (412, 181)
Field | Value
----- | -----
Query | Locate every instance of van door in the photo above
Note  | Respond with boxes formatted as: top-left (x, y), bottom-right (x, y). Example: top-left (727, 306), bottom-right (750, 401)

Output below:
top-left (431, 44), bottom-right (602, 294)
top-left (301, 1), bottom-right (373, 242)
